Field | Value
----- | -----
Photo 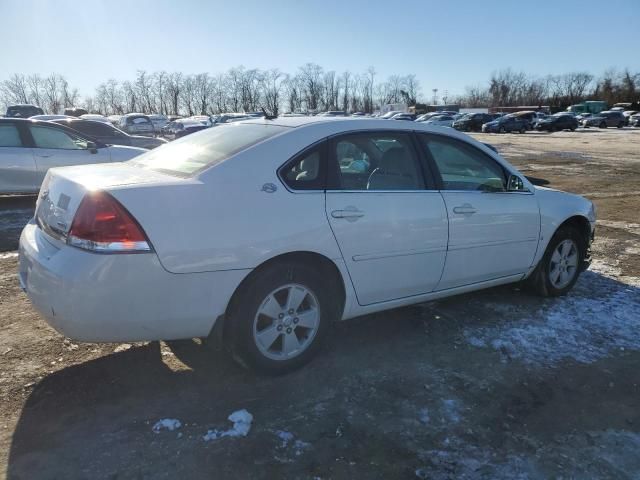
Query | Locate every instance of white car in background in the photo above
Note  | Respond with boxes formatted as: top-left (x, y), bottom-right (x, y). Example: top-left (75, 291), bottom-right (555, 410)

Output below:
top-left (0, 118), bottom-right (146, 194)
top-left (30, 115), bottom-right (75, 121)
top-left (148, 113), bottom-right (169, 132)
top-left (19, 117), bottom-right (595, 374)
top-left (79, 114), bottom-right (111, 124)
top-left (423, 114), bottom-right (456, 127)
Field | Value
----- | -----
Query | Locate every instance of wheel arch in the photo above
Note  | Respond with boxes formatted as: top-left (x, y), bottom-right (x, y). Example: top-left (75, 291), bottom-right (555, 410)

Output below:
top-left (557, 214), bottom-right (592, 249)
top-left (211, 251), bottom-right (347, 345)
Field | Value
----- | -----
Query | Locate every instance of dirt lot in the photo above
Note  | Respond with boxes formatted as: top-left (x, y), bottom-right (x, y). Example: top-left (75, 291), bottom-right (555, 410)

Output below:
top-left (1, 129), bottom-right (639, 479)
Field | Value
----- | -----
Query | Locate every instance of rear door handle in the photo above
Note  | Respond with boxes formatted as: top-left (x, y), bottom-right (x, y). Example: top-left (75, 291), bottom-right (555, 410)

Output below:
top-left (453, 204), bottom-right (477, 215)
top-left (331, 209), bottom-right (365, 219)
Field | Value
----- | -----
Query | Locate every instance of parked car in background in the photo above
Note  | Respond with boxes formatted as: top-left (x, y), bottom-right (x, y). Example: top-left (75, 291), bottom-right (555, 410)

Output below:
top-left (575, 112), bottom-right (592, 122)
top-left (511, 111), bottom-right (546, 130)
top-left (6, 104), bottom-right (44, 118)
top-left (318, 111), bottom-right (347, 117)
top-left (391, 113), bottom-right (416, 121)
top-left (148, 114), bottom-right (169, 132)
top-left (64, 107), bottom-right (88, 117)
top-left (79, 114), bottom-right (111, 124)
top-left (118, 113), bottom-right (156, 136)
top-left (482, 114), bottom-right (528, 133)
top-left (30, 115), bottom-right (74, 121)
top-left (161, 119), bottom-right (210, 140)
top-left (622, 110), bottom-right (638, 126)
top-left (185, 115), bottom-right (213, 126)
top-left (52, 119), bottom-right (168, 149)
top-left (212, 113), bottom-right (252, 124)
top-left (423, 114), bottom-right (455, 127)
top-left (582, 110), bottom-right (626, 128)
top-left (0, 118), bottom-right (146, 194)
top-left (18, 117), bottom-right (595, 374)
top-left (452, 113), bottom-right (494, 132)
top-left (107, 115), bottom-right (122, 126)
top-left (629, 113), bottom-right (640, 127)
top-left (380, 110), bottom-right (404, 119)
top-left (167, 115), bottom-right (183, 122)
top-left (535, 113), bottom-right (579, 132)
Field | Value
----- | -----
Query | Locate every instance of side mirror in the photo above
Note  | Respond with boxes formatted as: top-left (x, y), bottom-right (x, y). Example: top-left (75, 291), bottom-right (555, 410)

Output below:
top-left (86, 141), bottom-right (98, 154)
top-left (507, 174), bottom-right (527, 192)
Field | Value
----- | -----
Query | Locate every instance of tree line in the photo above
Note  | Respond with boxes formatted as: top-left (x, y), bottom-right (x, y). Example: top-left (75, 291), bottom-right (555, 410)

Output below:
top-left (1, 65), bottom-right (638, 116)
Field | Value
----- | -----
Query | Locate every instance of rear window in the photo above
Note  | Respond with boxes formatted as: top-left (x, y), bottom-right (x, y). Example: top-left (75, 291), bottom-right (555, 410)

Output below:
top-left (131, 123), bottom-right (287, 175)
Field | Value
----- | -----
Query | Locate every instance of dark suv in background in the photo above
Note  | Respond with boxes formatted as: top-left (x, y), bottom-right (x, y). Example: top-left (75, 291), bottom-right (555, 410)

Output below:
top-left (52, 118), bottom-right (167, 149)
top-left (452, 113), bottom-right (495, 132)
top-left (535, 113), bottom-right (579, 132)
top-left (5, 104), bottom-right (44, 118)
top-left (582, 110), bottom-right (626, 128)
top-left (481, 114), bottom-right (529, 133)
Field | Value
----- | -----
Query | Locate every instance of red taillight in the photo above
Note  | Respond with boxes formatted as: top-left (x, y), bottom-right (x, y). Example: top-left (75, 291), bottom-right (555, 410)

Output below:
top-left (68, 191), bottom-right (151, 253)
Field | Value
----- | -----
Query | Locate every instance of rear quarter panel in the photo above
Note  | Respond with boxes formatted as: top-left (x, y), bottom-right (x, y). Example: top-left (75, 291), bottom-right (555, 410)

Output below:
top-left (110, 126), bottom-right (346, 274)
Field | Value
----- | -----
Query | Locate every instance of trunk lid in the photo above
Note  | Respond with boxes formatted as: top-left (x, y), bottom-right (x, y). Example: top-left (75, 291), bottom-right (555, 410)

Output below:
top-left (35, 162), bottom-right (182, 241)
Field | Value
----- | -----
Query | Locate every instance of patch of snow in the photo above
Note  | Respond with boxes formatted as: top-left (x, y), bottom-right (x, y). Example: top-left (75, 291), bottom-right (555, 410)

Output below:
top-left (0, 252), bottom-right (18, 260)
top-left (441, 399), bottom-right (461, 424)
top-left (464, 263), bottom-right (640, 366)
top-left (152, 418), bottom-right (181, 433)
top-left (275, 430), bottom-right (294, 447)
top-left (203, 409), bottom-right (253, 441)
top-left (113, 343), bottom-right (132, 353)
top-left (418, 407), bottom-right (430, 425)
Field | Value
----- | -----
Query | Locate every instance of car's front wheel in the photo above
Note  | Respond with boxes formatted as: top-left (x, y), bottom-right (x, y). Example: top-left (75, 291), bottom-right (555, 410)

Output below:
top-left (227, 262), bottom-right (338, 374)
top-left (529, 226), bottom-right (585, 297)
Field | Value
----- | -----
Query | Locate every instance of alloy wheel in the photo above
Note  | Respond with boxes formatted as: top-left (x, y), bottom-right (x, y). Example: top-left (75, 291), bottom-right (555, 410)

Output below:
top-left (252, 283), bottom-right (320, 361)
top-left (549, 239), bottom-right (579, 289)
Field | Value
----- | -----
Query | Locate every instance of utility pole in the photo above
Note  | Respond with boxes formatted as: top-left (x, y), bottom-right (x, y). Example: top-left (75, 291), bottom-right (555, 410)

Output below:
top-left (432, 88), bottom-right (438, 105)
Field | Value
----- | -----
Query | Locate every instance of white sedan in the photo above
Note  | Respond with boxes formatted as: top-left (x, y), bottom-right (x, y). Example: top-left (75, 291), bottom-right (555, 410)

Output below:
top-left (0, 118), bottom-right (147, 194)
top-left (19, 117), bottom-right (596, 373)
top-left (423, 115), bottom-right (456, 127)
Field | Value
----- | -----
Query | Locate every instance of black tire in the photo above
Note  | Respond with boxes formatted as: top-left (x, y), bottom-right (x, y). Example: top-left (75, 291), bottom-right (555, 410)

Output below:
top-left (528, 226), bottom-right (585, 297)
top-left (519, 126), bottom-right (526, 134)
top-left (226, 262), bottom-right (340, 374)
top-left (617, 122), bottom-right (623, 129)
top-left (599, 122), bottom-right (607, 129)
top-left (499, 126), bottom-right (506, 134)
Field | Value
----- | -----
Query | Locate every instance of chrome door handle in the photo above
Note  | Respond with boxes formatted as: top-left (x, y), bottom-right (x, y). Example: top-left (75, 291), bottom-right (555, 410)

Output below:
top-left (36, 154), bottom-right (52, 158)
top-left (331, 209), bottom-right (365, 219)
top-left (453, 204), bottom-right (477, 215)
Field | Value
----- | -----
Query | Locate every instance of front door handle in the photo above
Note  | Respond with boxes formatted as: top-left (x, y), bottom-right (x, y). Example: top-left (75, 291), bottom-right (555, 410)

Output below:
top-left (331, 208), bottom-right (365, 219)
top-left (453, 204), bottom-right (477, 215)
top-left (36, 154), bottom-right (52, 158)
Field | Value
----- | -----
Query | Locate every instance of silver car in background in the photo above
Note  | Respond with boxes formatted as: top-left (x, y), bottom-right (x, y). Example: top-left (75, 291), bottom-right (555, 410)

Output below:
top-left (117, 113), bottom-right (156, 136)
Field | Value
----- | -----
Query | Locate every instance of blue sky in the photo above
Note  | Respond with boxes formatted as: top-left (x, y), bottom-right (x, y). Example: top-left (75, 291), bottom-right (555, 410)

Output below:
top-left (2, 0), bottom-right (638, 98)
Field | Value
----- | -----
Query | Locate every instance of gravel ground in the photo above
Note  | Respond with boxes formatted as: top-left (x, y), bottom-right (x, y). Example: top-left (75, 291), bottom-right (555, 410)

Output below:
top-left (1, 128), bottom-right (639, 479)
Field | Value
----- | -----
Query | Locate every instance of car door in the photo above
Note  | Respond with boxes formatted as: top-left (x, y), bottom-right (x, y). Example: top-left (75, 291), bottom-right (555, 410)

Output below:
top-left (325, 131), bottom-right (448, 305)
top-left (418, 133), bottom-right (540, 290)
top-left (26, 124), bottom-right (111, 177)
top-left (0, 122), bottom-right (40, 194)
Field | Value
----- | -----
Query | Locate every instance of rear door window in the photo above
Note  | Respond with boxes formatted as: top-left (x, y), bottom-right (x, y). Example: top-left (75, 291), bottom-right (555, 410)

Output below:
top-left (329, 132), bottom-right (425, 191)
top-left (0, 124), bottom-right (22, 147)
top-left (29, 126), bottom-right (88, 150)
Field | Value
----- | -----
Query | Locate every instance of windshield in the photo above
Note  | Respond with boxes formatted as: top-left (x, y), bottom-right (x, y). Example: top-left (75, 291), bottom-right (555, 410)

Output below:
top-left (131, 123), bottom-right (287, 175)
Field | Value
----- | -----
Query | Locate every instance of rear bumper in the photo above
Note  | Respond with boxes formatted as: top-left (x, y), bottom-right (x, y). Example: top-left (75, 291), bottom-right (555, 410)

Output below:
top-left (19, 222), bottom-right (250, 342)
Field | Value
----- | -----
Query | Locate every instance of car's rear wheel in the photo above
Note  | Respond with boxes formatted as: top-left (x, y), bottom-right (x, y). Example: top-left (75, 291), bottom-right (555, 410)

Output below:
top-left (499, 126), bottom-right (506, 134)
top-left (617, 122), bottom-right (624, 128)
top-left (227, 262), bottom-right (338, 374)
top-left (529, 226), bottom-right (585, 297)
top-left (599, 121), bottom-right (607, 129)
top-left (519, 126), bottom-right (526, 134)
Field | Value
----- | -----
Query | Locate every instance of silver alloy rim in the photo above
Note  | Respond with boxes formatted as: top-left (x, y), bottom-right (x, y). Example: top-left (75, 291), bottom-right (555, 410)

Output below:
top-left (253, 283), bottom-right (320, 361)
top-left (549, 239), bottom-right (579, 289)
